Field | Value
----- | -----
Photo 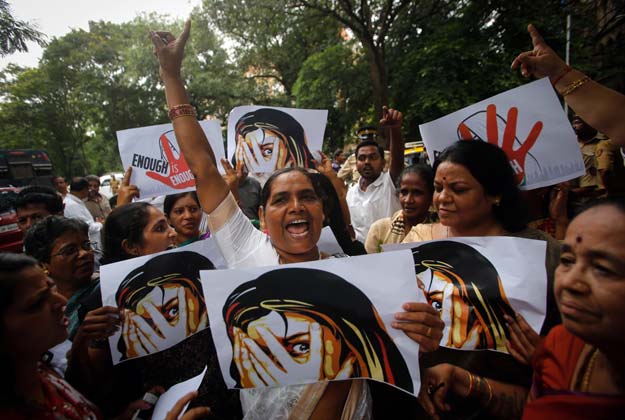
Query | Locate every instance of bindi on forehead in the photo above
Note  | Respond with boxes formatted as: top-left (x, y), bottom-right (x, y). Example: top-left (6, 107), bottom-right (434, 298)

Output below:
top-left (576, 235), bottom-right (583, 243)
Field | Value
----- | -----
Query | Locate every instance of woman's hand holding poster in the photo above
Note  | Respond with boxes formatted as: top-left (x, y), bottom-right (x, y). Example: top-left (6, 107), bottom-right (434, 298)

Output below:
top-left (99, 239), bottom-right (226, 365)
top-left (116, 120), bottom-right (226, 198)
top-left (384, 236), bottom-right (547, 353)
top-left (227, 105), bottom-right (328, 174)
top-left (201, 251), bottom-right (422, 395)
top-left (419, 78), bottom-right (585, 189)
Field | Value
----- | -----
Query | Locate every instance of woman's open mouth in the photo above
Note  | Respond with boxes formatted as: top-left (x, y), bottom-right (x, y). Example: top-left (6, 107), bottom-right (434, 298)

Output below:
top-left (285, 219), bottom-right (310, 239)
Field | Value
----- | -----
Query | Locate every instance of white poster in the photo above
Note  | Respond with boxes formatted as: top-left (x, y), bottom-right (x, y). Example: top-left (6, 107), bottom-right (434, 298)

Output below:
top-left (151, 366), bottom-right (207, 420)
top-left (227, 105), bottom-right (327, 173)
top-left (100, 239), bottom-right (227, 365)
top-left (419, 78), bottom-right (585, 189)
top-left (201, 251), bottom-right (422, 395)
top-left (117, 120), bottom-right (226, 198)
top-left (384, 236), bottom-right (547, 353)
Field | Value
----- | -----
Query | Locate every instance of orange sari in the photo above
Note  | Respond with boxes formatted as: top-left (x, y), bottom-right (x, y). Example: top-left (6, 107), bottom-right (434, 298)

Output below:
top-left (522, 326), bottom-right (625, 419)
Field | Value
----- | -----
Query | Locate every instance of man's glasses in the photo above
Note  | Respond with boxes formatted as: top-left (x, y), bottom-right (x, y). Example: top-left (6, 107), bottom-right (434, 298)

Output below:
top-left (51, 241), bottom-right (98, 258)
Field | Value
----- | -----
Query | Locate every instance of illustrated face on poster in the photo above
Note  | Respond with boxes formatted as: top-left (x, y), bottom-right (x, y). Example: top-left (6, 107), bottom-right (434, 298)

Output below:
top-left (202, 251), bottom-right (422, 394)
top-left (413, 241), bottom-right (513, 351)
top-left (419, 78), bottom-right (585, 189)
top-left (227, 106), bottom-right (328, 174)
top-left (384, 236), bottom-right (548, 353)
top-left (100, 240), bottom-right (227, 364)
top-left (117, 120), bottom-right (226, 198)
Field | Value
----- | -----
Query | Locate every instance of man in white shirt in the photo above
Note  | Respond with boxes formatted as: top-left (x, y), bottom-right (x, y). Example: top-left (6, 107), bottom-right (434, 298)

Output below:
top-left (63, 177), bottom-right (102, 249)
top-left (346, 108), bottom-right (405, 242)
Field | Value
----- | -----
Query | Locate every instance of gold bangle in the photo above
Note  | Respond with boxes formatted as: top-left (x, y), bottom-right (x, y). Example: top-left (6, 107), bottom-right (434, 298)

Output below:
top-left (466, 371), bottom-right (473, 396)
top-left (168, 104), bottom-right (197, 120)
top-left (560, 76), bottom-right (590, 96)
top-left (484, 378), bottom-right (493, 407)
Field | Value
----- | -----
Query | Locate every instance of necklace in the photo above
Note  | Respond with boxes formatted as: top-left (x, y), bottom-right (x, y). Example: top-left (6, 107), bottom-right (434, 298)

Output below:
top-left (581, 347), bottom-right (600, 392)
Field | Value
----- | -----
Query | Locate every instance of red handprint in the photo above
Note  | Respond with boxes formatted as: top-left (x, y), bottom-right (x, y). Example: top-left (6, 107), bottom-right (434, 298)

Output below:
top-left (146, 132), bottom-right (195, 189)
top-left (458, 104), bottom-right (543, 185)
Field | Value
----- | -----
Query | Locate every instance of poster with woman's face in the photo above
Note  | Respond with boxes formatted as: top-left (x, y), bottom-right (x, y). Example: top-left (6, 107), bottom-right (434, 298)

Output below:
top-left (201, 251), bottom-right (423, 395)
top-left (384, 237), bottom-right (547, 352)
top-left (100, 239), bottom-right (227, 365)
top-left (227, 105), bottom-right (328, 174)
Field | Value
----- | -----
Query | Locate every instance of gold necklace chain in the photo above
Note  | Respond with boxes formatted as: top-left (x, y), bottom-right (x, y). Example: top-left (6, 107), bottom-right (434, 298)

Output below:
top-left (581, 347), bottom-right (600, 392)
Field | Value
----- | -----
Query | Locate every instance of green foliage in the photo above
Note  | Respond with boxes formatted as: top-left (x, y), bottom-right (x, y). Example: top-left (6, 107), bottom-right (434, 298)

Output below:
top-left (293, 43), bottom-right (372, 150)
top-left (0, 0), bottom-right (47, 56)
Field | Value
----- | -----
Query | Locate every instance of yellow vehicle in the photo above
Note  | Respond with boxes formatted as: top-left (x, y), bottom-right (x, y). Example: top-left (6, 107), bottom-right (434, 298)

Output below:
top-left (404, 141), bottom-right (429, 166)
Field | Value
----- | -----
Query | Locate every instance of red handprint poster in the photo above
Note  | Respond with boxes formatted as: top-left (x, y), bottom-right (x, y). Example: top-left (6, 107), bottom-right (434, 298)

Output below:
top-left (117, 120), bottom-right (226, 198)
top-left (419, 78), bottom-right (585, 189)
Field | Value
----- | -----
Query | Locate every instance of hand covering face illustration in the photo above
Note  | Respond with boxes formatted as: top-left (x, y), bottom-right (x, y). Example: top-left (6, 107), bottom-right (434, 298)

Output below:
top-left (234, 108), bottom-right (314, 173)
top-left (222, 268), bottom-right (413, 392)
top-left (116, 252), bottom-right (214, 360)
top-left (412, 241), bottom-right (514, 351)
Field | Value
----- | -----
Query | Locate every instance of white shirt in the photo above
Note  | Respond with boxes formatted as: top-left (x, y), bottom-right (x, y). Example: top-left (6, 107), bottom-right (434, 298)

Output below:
top-left (63, 194), bottom-right (102, 249)
top-left (346, 171), bottom-right (401, 243)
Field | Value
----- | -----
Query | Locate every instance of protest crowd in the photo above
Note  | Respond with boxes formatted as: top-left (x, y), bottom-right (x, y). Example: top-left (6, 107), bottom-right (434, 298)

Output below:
top-left (2, 19), bottom-right (625, 420)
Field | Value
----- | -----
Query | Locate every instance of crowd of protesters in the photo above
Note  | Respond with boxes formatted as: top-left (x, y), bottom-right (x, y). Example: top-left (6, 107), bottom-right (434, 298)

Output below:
top-left (1, 21), bottom-right (625, 420)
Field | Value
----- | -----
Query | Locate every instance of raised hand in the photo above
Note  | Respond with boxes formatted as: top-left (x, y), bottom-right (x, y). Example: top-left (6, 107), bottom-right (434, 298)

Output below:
top-left (146, 132), bottom-right (195, 189)
top-left (392, 302), bottom-right (445, 352)
top-left (149, 20), bottom-right (191, 80)
top-left (418, 364), bottom-right (467, 420)
top-left (511, 24), bottom-right (568, 81)
top-left (379, 106), bottom-right (403, 129)
top-left (458, 104), bottom-right (542, 185)
top-left (312, 151), bottom-right (334, 177)
top-left (220, 158), bottom-right (240, 191)
top-left (116, 167), bottom-right (140, 205)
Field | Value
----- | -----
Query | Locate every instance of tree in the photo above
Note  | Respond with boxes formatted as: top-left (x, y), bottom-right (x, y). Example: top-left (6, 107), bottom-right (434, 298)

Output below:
top-left (0, 0), bottom-right (46, 56)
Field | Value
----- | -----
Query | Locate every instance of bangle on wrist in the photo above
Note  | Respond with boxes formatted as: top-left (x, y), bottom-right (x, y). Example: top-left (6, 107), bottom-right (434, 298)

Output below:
top-left (559, 76), bottom-right (591, 96)
top-left (551, 65), bottom-right (572, 85)
top-left (168, 104), bottom-right (197, 120)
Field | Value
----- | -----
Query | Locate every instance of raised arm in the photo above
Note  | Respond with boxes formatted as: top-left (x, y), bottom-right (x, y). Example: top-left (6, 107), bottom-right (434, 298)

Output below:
top-left (512, 24), bottom-right (625, 146)
top-left (380, 106), bottom-right (405, 183)
top-left (149, 20), bottom-right (230, 213)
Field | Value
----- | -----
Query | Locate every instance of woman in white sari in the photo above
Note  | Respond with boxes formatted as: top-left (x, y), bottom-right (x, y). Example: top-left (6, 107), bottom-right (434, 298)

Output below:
top-left (149, 20), bottom-right (444, 419)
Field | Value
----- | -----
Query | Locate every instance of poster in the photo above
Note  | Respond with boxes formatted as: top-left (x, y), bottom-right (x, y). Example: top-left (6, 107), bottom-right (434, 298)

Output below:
top-left (227, 105), bottom-right (327, 173)
top-left (117, 120), bottom-right (226, 198)
top-left (201, 251), bottom-right (422, 395)
top-left (384, 236), bottom-right (547, 352)
top-left (151, 366), bottom-right (207, 420)
top-left (100, 239), bottom-right (227, 365)
top-left (419, 78), bottom-right (585, 189)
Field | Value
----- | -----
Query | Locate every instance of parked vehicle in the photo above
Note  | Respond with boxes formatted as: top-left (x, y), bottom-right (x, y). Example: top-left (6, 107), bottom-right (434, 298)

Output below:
top-left (0, 187), bottom-right (23, 252)
top-left (99, 172), bottom-right (124, 198)
top-left (0, 149), bottom-right (54, 188)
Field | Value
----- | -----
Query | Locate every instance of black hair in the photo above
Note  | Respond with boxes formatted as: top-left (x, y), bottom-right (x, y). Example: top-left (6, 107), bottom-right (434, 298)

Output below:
top-left (236, 108), bottom-right (314, 168)
top-left (434, 141), bottom-right (528, 232)
top-left (85, 174), bottom-right (100, 185)
top-left (101, 202), bottom-right (153, 264)
top-left (308, 172), bottom-right (366, 256)
top-left (223, 267), bottom-right (413, 391)
top-left (13, 185), bottom-right (64, 214)
top-left (0, 253), bottom-right (40, 406)
top-left (575, 197), bottom-right (625, 218)
top-left (355, 140), bottom-right (385, 160)
top-left (23, 216), bottom-right (89, 264)
top-left (69, 177), bottom-right (89, 192)
top-left (259, 167), bottom-right (323, 209)
top-left (412, 241), bottom-right (514, 350)
top-left (396, 164), bottom-right (434, 194)
top-left (333, 149), bottom-right (344, 159)
top-left (163, 191), bottom-right (200, 218)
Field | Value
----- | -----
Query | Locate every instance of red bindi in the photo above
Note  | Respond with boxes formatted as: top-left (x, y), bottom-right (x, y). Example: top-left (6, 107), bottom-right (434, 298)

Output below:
top-left (575, 235), bottom-right (583, 243)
